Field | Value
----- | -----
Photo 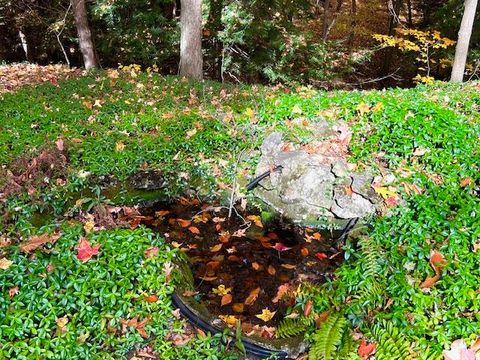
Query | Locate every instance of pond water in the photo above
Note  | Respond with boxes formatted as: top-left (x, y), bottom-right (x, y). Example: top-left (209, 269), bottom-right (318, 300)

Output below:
top-left (140, 198), bottom-right (344, 332)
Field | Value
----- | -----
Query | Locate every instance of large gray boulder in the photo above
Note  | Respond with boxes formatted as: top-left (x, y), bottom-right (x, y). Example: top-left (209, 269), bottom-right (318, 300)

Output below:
top-left (253, 132), bottom-right (382, 228)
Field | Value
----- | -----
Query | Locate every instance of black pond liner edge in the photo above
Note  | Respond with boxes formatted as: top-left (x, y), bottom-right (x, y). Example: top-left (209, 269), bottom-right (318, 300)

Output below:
top-left (170, 218), bottom-right (360, 359)
top-left (171, 293), bottom-right (290, 359)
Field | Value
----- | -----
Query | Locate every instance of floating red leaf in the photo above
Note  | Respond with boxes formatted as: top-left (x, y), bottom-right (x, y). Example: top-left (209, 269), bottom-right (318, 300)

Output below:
top-left (315, 252), bottom-right (328, 260)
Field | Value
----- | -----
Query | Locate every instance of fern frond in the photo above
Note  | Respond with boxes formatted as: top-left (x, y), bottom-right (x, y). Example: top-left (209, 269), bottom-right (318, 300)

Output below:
top-left (296, 281), bottom-right (322, 298)
top-left (309, 313), bottom-right (348, 360)
top-left (334, 327), bottom-right (358, 360)
top-left (368, 320), bottom-right (412, 360)
top-left (276, 316), bottom-right (313, 338)
top-left (359, 236), bottom-right (381, 280)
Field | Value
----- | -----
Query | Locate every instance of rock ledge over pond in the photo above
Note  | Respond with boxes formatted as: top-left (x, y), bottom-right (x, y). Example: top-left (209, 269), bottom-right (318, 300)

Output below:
top-left (254, 131), bottom-right (383, 227)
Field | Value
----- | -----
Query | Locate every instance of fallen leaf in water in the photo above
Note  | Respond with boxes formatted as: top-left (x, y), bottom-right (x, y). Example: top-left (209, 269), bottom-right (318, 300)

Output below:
top-left (212, 216), bottom-right (226, 223)
top-left (221, 294), bottom-right (233, 306)
top-left (252, 262), bottom-right (262, 271)
top-left (177, 219), bottom-right (192, 228)
top-left (210, 244), bottom-right (223, 252)
top-left (245, 287), bottom-right (261, 305)
top-left (267, 265), bottom-right (276, 275)
top-left (232, 228), bottom-right (247, 237)
top-left (300, 247), bottom-right (309, 256)
top-left (76, 237), bottom-right (100, 262)
top-left (281, 263), bottom-right (296, 269)
top-left (256, 309), bottom-right (276, 322)
top-left (273, 243), bottom-right (292, 252)
top-left (315, 252), bottom-right (328, 260)
top-left (219, 231), bottom-right (231, 243)
top-left (188, 226), bottom-right (200, 234)
top-left (247, 215), bottom-right (263, 228)
top-left (212, 284), bottom-right (232, 296)
top-left (358, 339), bottom-right (376, 359)
top-left (155, 210), bottom-right (170, 217)
top-left (272, 284), bottom-right (291, 303)
top-left (233, 303), bottom-right (244, 313)
top-left (20, 232), bottom-right (61, 253)
top-left (219, 315), bottom-right (238, 327)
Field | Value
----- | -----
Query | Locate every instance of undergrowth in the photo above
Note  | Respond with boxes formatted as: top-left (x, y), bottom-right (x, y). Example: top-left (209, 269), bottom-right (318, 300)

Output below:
top-left (0, 69), bottom-right (479, 358)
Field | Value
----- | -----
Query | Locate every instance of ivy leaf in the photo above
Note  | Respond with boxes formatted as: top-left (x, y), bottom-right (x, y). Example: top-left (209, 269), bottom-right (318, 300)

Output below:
top-left (76, 237), bottom-right (100, 262)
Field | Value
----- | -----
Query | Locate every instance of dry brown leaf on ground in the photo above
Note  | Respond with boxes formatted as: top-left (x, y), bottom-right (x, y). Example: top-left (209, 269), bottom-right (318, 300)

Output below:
top-left (20, 232), bottom-right (61, 253)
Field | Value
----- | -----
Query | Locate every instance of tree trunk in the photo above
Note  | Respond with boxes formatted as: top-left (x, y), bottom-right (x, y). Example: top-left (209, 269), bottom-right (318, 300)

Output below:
top-left (71, 0), bottom-right (97, 69)
top-left (381, 0), bottom-right (403, 75)
top-left (451, 0), bottom-right (478, 82)
top-left (179, 0), bottom-right (203, 80)
top-left (206, 0), bottom-right (223, 80)
top-left (407, 0), bottom-right (413, 27)
top-left (322, 0), bottom-right (332, 40)
top-left (347, 0), bottom-right (357, 49)
top-left (18, 30), bottom-right (29, 61)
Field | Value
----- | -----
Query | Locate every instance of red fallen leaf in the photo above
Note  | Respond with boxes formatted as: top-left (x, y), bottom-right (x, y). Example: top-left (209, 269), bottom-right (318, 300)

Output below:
top-left (177, 219), bottom-right (191, 228)
top-left (144, 294), bottom-right (158, 303)
top-left (188, 226), bottom-right (200, 234)
top-left (145, 247), bottom-right (159, 258)
top-left (76, 237), bottom-right (100, 262)
top-left (358, 339), bottom-right (376, 359)
top-left (221, 294), bottom-right (232, 306)
top-left (46, 263), bottom-right (55, 272)
top-left (385, 196), bottom-right (399, 207)
top-left (244, 287), bottom-right (261, 305)
top-left (272, 243), bottom-right (292, 251)
top-left (315, 252), bottom-right (328, 260)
